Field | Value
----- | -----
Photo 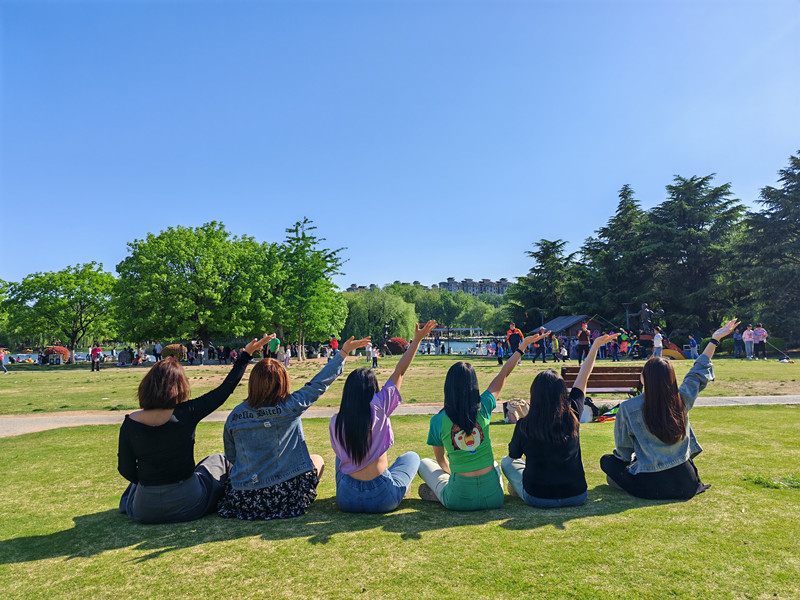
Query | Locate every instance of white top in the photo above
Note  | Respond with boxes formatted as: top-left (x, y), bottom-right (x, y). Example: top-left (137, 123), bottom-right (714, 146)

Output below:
top-left (653, 333), bottom-right (663, 348)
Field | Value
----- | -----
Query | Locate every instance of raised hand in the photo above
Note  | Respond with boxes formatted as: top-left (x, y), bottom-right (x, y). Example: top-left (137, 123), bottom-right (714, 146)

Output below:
top-left (245, 333), bottom-right (275, 356)
top-left (414, 320), bottom-right (438, 342)
top-left (594, 332), bottom-right (620, 346)
top-left (341, 336), bottom-right (371, 355)
top-left (712, 319), bottom-right (740, 341)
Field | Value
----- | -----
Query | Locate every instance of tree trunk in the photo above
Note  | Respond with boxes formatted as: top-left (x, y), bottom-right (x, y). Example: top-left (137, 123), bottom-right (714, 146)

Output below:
top-left (298, 314), bottom-right (305, 361)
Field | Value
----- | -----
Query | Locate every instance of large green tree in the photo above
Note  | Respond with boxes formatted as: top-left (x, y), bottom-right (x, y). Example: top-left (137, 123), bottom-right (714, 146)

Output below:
top-left (640, 175), bottom-right (744, 331)
top-left (115, 222), bottom-right (279, 345)
top-left (4, 263), bottom-right (116, 361)
top-left (579, 185), bottom-right (649, 322)
top-left (276, 219), bottom-right (347, 359)
top-left (738, 151), bottom-right (800, 343)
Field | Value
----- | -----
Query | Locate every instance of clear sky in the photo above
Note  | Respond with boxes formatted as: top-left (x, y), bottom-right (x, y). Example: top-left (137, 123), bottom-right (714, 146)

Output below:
top-left (2, 0), bottom-right (799, 289)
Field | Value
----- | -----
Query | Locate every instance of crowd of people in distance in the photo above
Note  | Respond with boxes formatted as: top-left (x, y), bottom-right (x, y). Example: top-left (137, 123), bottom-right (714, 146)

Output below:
top-left (116, 316), bottom-right (741, 525)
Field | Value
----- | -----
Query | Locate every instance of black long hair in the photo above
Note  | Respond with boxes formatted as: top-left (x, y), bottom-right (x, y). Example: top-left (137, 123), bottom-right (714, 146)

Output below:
top-left (444, 362), bottom-right (481, 432)
top-left (334, 368), bottom-right (380, 465)
top-left (524, 369), bottom-right (578, 444)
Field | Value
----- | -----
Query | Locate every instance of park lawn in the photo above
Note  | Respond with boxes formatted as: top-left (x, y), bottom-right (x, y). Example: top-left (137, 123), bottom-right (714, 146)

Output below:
top-left (1, 407), bottom-right (799, 599)
top-left (0, 355), bottom-right (798, 415)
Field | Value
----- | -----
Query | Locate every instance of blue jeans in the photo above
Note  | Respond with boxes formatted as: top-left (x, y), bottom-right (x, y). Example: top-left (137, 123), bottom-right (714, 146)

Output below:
top-left (652, 347), bottom-right (663, 358)
top-left (335, 452), bottom-right (420, 513)
top-left (501, 456), bottom-right (588, 509)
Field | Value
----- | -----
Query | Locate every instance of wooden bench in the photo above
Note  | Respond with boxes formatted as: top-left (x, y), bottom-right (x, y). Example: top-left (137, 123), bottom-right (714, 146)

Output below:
top-left (560, 365), bottom-right (642, 397)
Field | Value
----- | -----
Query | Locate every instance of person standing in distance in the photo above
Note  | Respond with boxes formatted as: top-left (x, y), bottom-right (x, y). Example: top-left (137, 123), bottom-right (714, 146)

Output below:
top-left (576, 323), bottom-right (590, 365)
top-left (531, 327), bottom-right (548, 363)
top-left (652, 327), bottom-right (663, 358)
top-left (753, 324), bottom-right (768, 360)
top-left (506, 323), bottom-right (523, 354)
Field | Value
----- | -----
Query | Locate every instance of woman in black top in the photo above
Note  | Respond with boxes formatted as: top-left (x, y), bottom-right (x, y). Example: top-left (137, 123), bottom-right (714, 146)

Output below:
top-left (501, 333), bottom-right (618, 508)
top-left (118, 334), bottom-right (273, 524)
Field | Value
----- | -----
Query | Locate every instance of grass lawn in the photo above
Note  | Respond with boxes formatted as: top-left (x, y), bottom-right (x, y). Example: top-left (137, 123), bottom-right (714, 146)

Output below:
top-left (1, 407), bottom-right (799, 599)
top-left (1, 354), bottom-right (799, 415)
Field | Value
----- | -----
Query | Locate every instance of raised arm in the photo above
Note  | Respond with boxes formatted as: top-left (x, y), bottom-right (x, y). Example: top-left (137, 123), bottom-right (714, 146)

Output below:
top-left (389, 321), bottom-right (437, 389)
top-left (678, 319), bottom-right (739, 410)
top-left (572, 333), bottom-right (619, 393)
top-left (487, 332), bottom-right (548, 397)
top-left (188, 334), bottom-right (275, 420)
top-left (283, 336), bottom-right (370, 415)
top-left (702, 319), bottom-right (739, 360)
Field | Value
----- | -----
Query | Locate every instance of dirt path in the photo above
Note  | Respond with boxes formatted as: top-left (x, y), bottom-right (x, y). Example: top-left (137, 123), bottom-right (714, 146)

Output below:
top-left (0, 396), bottom-right (798, 439)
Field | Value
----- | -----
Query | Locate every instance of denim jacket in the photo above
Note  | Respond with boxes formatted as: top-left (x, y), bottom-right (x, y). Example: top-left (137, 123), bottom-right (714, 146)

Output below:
top-left (223, 353), bottom-right (345, 489)
top-left (613, 354), bottom-right (714, 474)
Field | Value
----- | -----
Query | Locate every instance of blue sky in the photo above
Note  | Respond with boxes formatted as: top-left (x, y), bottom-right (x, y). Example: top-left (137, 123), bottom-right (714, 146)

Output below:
top-left (2, 0), bottom-right (799, 289)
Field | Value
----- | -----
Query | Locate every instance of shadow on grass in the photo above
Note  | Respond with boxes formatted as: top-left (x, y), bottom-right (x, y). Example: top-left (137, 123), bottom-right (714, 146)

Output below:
top-left (0, 485), bottom-right (683, 564)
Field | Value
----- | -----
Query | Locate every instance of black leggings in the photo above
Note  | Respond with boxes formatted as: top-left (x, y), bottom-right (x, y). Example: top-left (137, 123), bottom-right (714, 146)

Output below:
top-left (600, 454), bottom-right (707, 500)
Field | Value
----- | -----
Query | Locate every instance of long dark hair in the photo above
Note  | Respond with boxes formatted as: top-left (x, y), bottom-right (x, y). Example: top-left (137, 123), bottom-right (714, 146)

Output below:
top-left (444, 362), bottom-right (481, 432)
top-left (524, 369), bottom-right (578, 444)
top-left (641, 357), bottom-right (686, 445)
top-left (334, 368), bottom-right (379, 465)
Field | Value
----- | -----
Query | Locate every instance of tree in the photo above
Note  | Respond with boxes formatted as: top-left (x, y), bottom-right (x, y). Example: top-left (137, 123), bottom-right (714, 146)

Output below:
top-left (115, 222), bottom-right (279, 345)
top-left (739, 151), bottom-right (800, 343)
top-left (342, 289), bottom-right (416, 342)
top-left (505, 239), bottom-right (577, 332)
top-left (277, 218), bottom-right (347, 359)
top-left (4, 263), bottom-right (115, 361)
top-left (640, 175), bottom-right (744, 331)
top-left (579, 185), bottom-right (649, 321)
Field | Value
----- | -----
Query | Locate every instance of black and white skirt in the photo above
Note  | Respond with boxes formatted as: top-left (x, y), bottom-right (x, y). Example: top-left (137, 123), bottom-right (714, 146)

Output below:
top-left (217, 470), bottom-right (319, 520)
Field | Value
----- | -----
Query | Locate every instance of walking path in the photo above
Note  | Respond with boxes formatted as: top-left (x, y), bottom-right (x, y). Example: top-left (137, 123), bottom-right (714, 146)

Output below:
top-left (0, 395), bottom-right (797, 439)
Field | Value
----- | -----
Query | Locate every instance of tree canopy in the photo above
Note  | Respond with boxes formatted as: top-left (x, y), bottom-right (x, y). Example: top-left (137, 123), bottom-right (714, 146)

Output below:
top-left (4, 263), bottom-right (116, 360)
top-left (114, 222), bottom-right (279, 344)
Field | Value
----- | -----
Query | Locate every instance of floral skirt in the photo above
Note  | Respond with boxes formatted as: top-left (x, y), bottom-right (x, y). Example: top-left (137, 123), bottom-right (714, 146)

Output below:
top-left (217, 469), bottom-right (319, 520)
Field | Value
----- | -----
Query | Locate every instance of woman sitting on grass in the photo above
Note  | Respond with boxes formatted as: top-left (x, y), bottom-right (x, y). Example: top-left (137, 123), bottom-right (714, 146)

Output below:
top-left (330, 321), bottom-right (437, 513)
top-left (117, 334), bottom-right (273, 524)
top-left (417, 331), bottom-right (546, 511)
top-left (501, 333), bottom-right (618, 508)
top-left (217, 335), bottom-right (369, 520)
top-left (600, 319), bottom-right (739, 500)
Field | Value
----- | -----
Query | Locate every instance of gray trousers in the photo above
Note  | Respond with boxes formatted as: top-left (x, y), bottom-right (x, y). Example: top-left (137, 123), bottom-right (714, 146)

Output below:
top-left (119, 454), bottom-right (230, 524)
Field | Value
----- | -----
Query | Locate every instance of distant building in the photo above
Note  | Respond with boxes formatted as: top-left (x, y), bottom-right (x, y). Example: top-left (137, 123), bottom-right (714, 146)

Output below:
top-left (438, 277), bottom-right (510, 296)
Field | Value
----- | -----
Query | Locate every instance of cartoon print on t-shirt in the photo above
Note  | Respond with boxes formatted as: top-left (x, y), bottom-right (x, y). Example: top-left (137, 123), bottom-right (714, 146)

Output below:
top-left (451, 423), bottom-right (484, 453)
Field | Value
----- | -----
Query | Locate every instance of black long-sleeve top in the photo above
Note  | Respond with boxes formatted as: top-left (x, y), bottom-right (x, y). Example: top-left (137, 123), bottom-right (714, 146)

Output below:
top-left (508, 387), bottom-right (588, 500)
top-left (117, 352), bottom-right (251, 486)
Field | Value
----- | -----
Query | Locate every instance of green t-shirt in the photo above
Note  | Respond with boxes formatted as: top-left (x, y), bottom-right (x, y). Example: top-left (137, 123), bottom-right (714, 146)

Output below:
top-left (267, 338), bottom-right (281, 352)
top-left (426, 390), bottom-right (496, 473)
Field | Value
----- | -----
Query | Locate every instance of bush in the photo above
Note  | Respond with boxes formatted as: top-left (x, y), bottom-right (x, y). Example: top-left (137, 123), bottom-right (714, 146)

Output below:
top-left (387, 337), bottom-right (409, 355)
top-left (162, 344), bottom-right (185, 359)
top-left (44, 346), bottom-right (71, 362)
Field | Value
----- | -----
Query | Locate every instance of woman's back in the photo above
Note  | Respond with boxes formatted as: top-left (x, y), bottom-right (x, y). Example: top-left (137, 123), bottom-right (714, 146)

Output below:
top-left (508, 387), bottom-right (586, 499)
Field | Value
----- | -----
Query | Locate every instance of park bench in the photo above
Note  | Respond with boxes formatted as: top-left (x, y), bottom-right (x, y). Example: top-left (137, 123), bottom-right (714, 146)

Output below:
top-left (560, 365), bottom-right (642, 397)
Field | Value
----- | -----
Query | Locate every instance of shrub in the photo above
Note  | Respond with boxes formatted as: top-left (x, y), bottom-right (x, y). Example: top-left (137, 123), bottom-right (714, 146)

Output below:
top-left (162, 344), bottom-right (185, 359)
top-left (387, 337), bottom-right (409, 355)
top-left (44, 346), bottom-right (71, 363)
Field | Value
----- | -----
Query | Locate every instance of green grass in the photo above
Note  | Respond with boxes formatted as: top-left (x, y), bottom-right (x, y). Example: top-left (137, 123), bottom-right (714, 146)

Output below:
top-left (1, 354), bottom-right (799, 415)
top-left (1, 406), bottom-right (799, 599)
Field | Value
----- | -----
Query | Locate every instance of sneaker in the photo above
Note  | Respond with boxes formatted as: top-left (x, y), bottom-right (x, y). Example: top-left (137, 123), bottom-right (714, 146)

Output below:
top-left (418, 483), bottom-right (439, 502)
